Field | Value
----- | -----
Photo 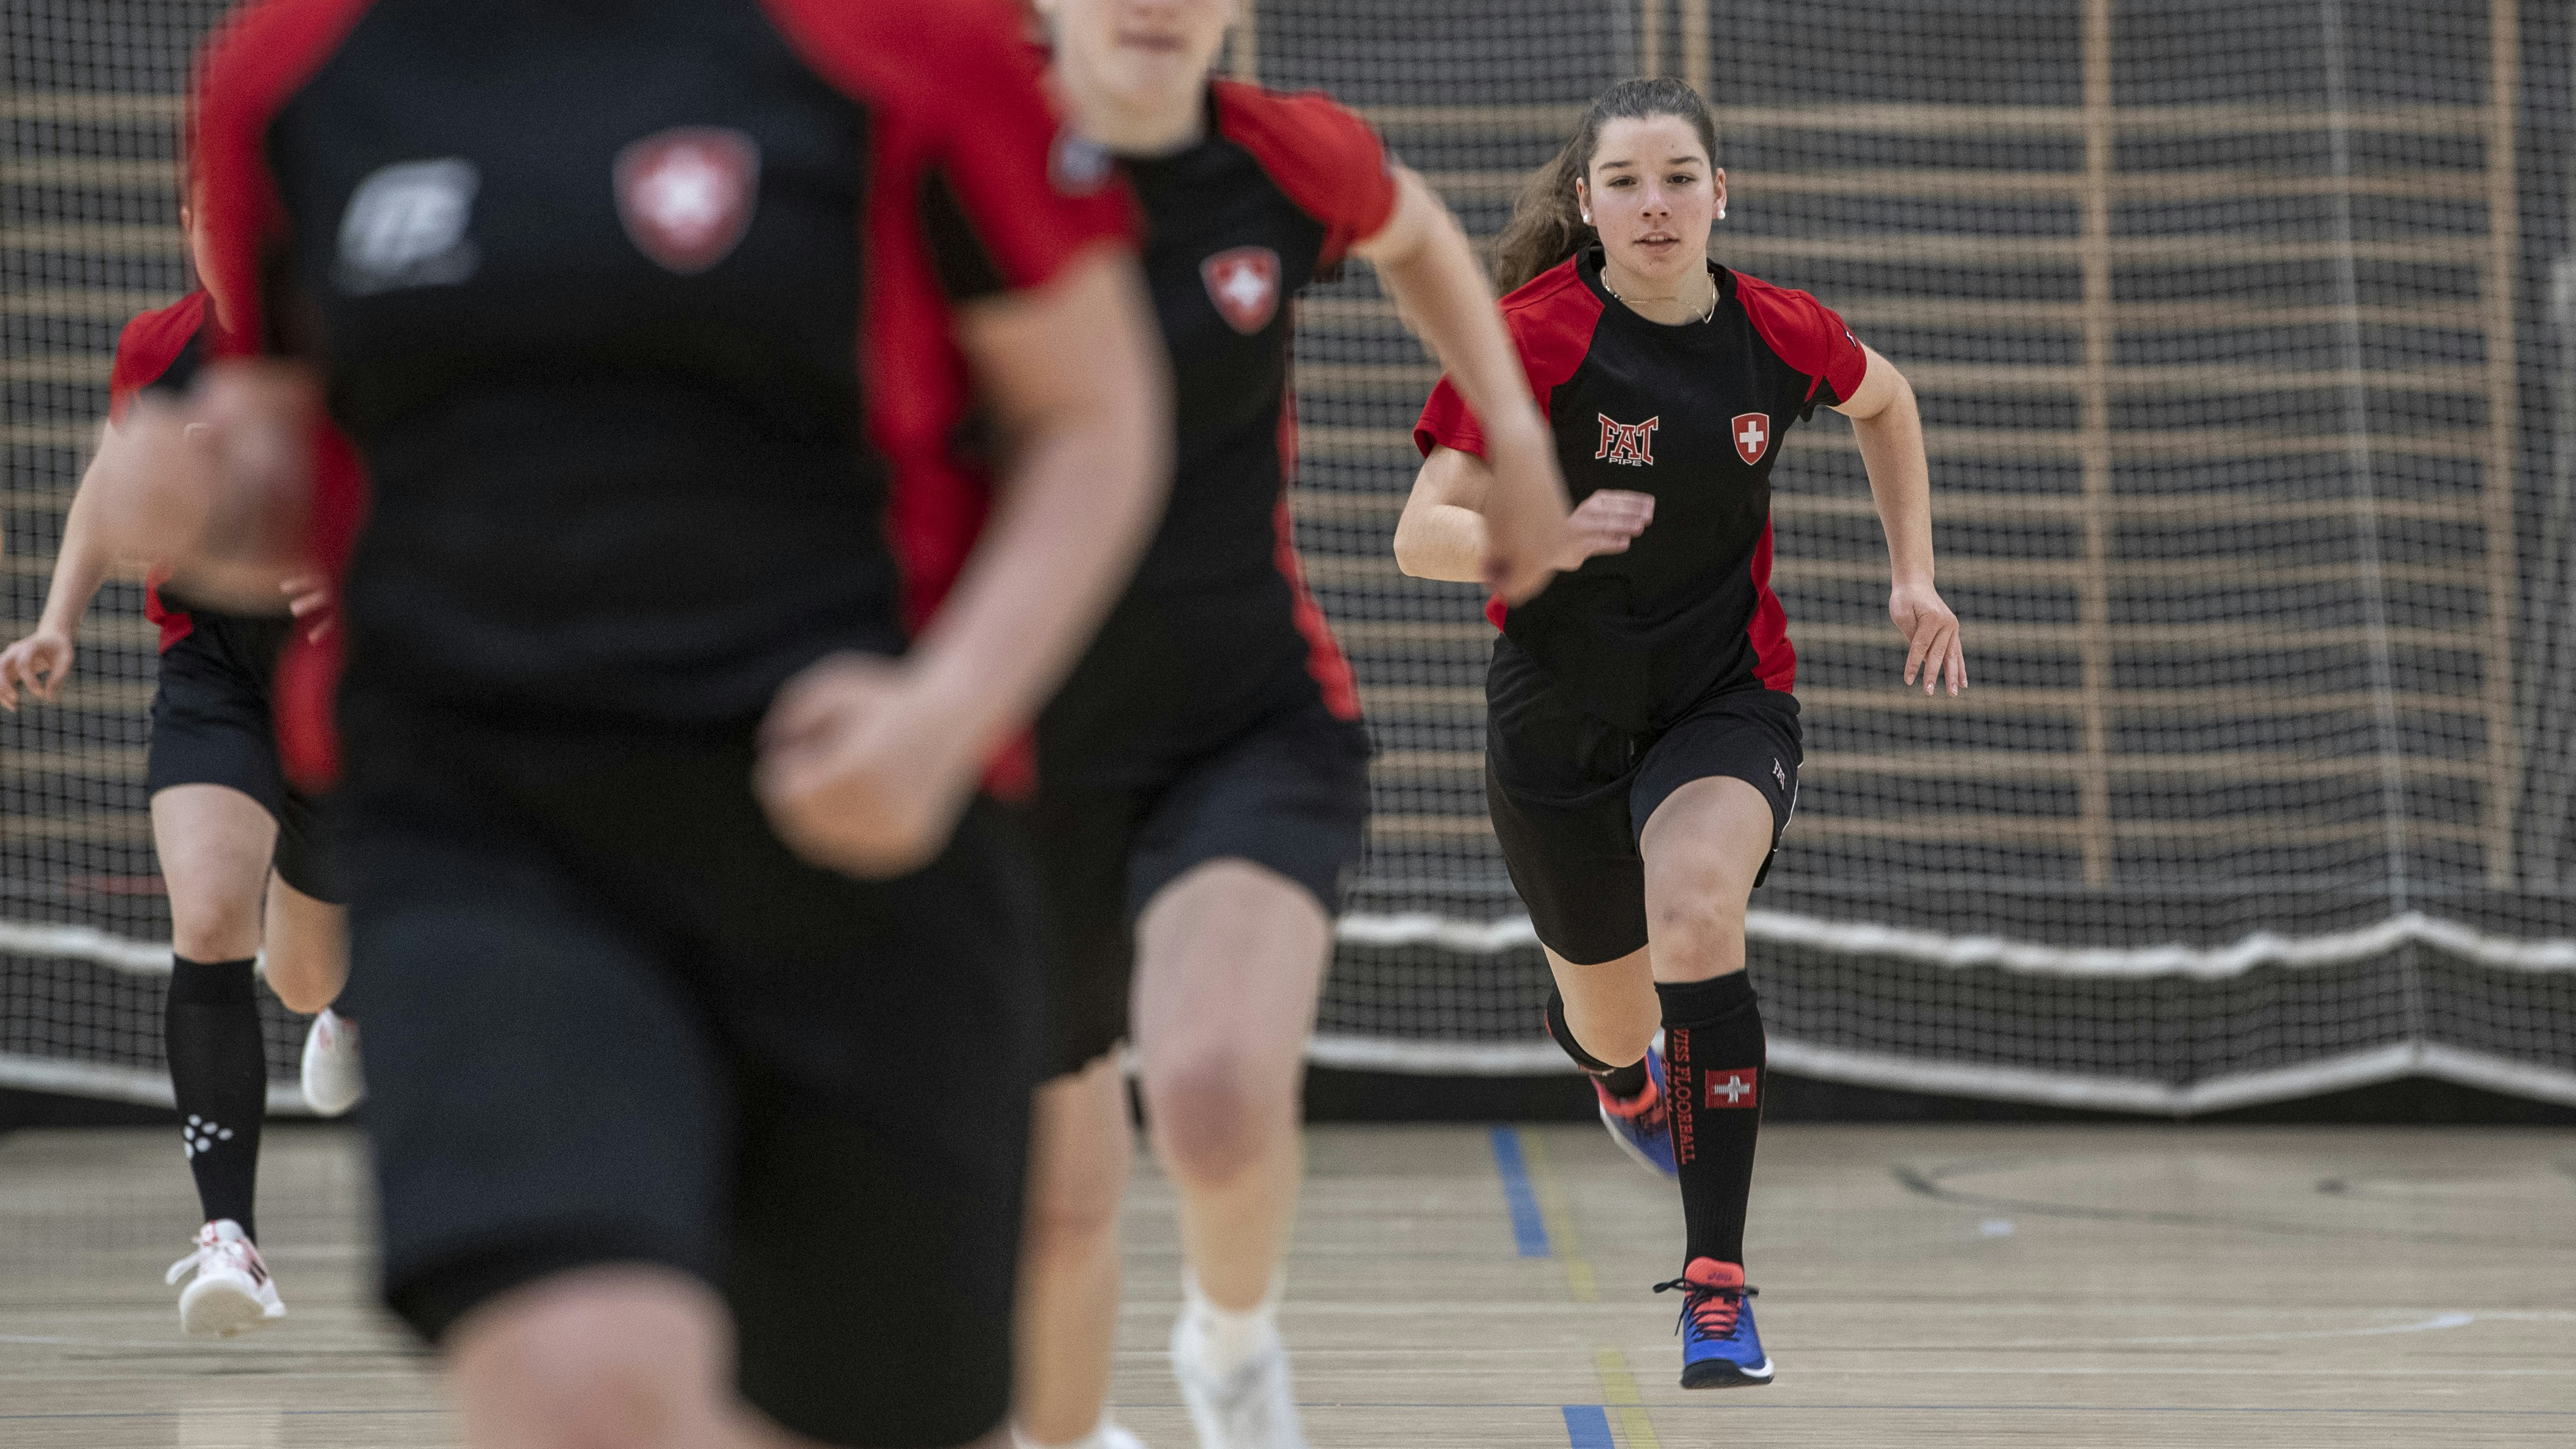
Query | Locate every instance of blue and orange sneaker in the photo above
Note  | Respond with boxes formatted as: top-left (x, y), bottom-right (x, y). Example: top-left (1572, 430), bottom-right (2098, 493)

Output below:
top-left (1655, 1258), bottom-right (1771, 1389)
top-left (1595, 1043), bottom-right (1676, 1179)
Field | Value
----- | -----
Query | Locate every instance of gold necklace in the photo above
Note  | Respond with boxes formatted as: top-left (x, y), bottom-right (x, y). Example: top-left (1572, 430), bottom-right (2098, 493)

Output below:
top-left (1603, 268), bottom-right (1717, 324)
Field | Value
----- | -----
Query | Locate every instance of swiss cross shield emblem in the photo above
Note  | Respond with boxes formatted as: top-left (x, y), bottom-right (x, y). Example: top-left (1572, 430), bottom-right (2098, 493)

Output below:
top-left (615, 128), bottom-right (760, 275)
top-left (1201, 246), bottom-right (1281, 335)
top-left (1705, 1067), bottom-right (1760, 1109)
top-left (1731, 412), bottom-right (1770, 466)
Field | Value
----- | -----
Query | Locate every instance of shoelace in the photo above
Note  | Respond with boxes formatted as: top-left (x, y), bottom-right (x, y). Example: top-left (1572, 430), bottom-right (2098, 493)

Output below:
top-left (1652, 1276), bottom-right (1757, 1340)
top-left (164, 1243), bottom-right (211, 1286)
top-left (165, 1231), bottom-right (266, 1288)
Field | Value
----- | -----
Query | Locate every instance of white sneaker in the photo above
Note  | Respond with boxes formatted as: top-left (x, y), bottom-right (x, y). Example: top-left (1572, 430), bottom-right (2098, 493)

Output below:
top-left (299, 1008), bottom-right (364, 1116)
top-left (1013, 1420), bottom-right (1148, 1449)
top-left (1171, 1314), bottom-right (1306, 1449)
top-left (166, 1219), bottom-right (286, 1337)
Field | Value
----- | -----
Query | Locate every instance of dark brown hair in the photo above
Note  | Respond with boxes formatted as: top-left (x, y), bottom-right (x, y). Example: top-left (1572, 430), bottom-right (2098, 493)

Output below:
top-left (1490, 77), bottom-right (1719, 295)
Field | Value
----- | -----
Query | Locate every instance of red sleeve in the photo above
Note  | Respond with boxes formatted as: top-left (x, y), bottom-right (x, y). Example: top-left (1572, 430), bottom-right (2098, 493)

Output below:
top-left (1211, 80), bottom-right (1397, 270)
top-left (764, 0), bottom-right (1134, 297)
top-left (105, 292), bottom-right (209, 424)
top-left (1411, 260), bottom-right (1599, 460)
top-left (190, 0), bottom-right (377, 361)
top-left (928, 26), bottom-right (1136, 291)
top-left (1734, 271), bottom-right (1868, 407)
top-left (188, 0), bottom-right (376, 789)
top-left (1413, 374), bottom-right (1485, 460)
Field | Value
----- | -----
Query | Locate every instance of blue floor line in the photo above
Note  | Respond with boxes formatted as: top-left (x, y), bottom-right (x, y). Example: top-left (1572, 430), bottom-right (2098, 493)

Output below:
top-left (1561, 1404), bottom-right (1614, 1447)
top-left (1488, 1124), bottom-right (1551, 1257)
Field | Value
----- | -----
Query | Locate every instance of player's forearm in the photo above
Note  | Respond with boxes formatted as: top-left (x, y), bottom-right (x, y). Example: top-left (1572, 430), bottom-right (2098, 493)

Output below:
top-left (1378, 207), bottom-right (1541, 444)
top-left (1394, 499), bottom-right (1491, 582)
top-left (1375, 188), bottom-right (1559, 513)
top-left (1853, 381), bottom-right (1935, 588)
top-left (34, 430), bottom-right (120, 638)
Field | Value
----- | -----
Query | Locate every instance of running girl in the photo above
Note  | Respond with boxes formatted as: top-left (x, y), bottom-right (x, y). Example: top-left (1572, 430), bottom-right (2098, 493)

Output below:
top-left (1, 216), bottom-right (358, 1336)
top-left (98, 0), bottom-right (1169, 1443)
top-left (1013, 4), bottom-right (1569, 1447)
top-left (1399, 77), bottom-right (1965, 1391)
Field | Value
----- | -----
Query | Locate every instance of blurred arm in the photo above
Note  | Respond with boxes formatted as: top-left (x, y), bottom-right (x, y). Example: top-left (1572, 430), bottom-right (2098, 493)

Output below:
top-left (1357, 168), bottom-right (1566, 603)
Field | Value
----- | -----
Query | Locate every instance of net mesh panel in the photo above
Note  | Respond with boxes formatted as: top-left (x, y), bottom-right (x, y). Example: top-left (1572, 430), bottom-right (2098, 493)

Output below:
top-left (1276, 0), bottom-right (2576, 1100)
top-left (4, 0), bottom-right (2571, 1108)
top-left (4, 0), bottom-right (310, 1098)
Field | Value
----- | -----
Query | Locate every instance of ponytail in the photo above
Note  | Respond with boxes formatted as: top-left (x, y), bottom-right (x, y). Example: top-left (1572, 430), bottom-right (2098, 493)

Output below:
top-left (1489, 77), bottom-right (1719, 296)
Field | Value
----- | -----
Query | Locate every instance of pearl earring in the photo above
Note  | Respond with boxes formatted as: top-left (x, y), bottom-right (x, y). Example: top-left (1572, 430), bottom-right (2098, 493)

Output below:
top-left (1718, 206), bottom-right (1727, 220)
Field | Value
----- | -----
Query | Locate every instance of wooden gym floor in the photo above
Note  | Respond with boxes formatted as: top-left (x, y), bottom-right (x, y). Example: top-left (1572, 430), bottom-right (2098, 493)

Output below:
top-left (1, 1122), bottom-right (2570, 1447)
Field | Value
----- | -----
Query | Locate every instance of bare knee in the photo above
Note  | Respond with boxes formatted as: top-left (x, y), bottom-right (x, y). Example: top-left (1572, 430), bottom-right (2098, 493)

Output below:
top-left (449, 1268), bottom-right (733, 1449)
top-left (1023, 1062), bottom-right (1131, 1261)
top-left (1025, 1157), bottom-right (1125, 1265)
top-left (1645, 891), bottom-right (1746, 981)
top-left (1142, 1046), bottom-right (1279, 1188)
top-left (171, 896), bottom-right (263, 964)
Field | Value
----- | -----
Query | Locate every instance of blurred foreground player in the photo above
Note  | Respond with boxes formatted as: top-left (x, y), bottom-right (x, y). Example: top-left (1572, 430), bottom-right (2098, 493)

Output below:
top-left (105, 0), bottom-right (1168, 1443)
top-left (1010, 3), bottom-right (1571, 1447)
top-left (1401, 78), bottom-right (1965, 1390)
top-left (0, 206), bottom-right (355, 1337)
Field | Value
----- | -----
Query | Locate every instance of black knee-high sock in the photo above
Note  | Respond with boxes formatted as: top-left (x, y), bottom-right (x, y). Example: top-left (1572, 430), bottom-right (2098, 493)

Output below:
top-left (167, 956), bottom-right (265, 1240)
top-left (1544, 990), bottom-right (1648, 1101)
top-left (1657, 972), bottom-right (1764, 1266)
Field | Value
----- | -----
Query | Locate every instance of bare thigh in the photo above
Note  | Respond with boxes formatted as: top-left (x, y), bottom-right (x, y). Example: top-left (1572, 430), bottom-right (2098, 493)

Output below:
top-left (1637, 774), bottom-right (1774, 984)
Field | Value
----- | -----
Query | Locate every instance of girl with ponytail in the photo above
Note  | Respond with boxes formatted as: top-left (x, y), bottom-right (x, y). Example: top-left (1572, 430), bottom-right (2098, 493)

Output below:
top-left (1401, 75), bottom-right (1966, 1392)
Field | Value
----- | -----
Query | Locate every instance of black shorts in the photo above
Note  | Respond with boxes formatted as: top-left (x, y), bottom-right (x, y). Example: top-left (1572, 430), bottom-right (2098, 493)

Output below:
top-left (1025, 698), bottom-right (1371, 1077)
top-left (1486, 644), bottom-right (1800, 966)
top-left (144, 610), bottom-right (342, 903)
top-left (336, 706), bottom-right (1043, 1448)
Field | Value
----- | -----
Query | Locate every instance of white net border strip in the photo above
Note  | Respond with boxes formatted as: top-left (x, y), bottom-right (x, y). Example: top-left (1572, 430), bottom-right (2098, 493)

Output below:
top-left (12, 913), bottom-right (2573, 1114)
top-left (12, 1033), bottom-right (2562, 1117)
top-left (0, 1053), bottom-right (316, 1115)
top-left (24, 908), bottom-right (2574, 983)
top-left (1342, 910), bottom-right (2576, 978)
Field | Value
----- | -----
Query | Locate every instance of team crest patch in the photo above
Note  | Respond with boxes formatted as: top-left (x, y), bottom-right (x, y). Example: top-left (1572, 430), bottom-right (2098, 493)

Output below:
top-left (1594, 413), bottom-right (1659, 467)
top-left (335, 158), bottom-right (480, 295)
top-left (1202, 247), bottom-right (1282, 335)
top-left (1705, 1067), bottom-right (1759, 1109)
top-left (1732, 412), bottom-right (1770, 465)
top-left (615, 128), bottom-right (760, 275)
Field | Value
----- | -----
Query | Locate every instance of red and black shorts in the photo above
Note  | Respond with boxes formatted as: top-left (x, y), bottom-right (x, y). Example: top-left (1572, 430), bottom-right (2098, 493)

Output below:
top-left (1485, 639), bottom-right (1800, 966)
top-left (145, 609), bottom-right (342, 904)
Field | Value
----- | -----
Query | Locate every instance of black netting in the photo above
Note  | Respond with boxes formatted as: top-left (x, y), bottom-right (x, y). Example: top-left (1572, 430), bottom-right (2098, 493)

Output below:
top-left (5, 1), bottom-right (2572, 1109)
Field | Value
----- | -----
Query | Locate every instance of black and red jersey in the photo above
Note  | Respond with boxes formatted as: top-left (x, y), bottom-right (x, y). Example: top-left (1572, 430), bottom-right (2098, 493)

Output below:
top-left (1040, 80), bottom-right (1391, 774)
top-left (106, 290), bottom-right (215, 652)
top-left (187, 0), bottom-right (1131, 748)
top-left (1414, 246), bottom-right (1866, 732)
